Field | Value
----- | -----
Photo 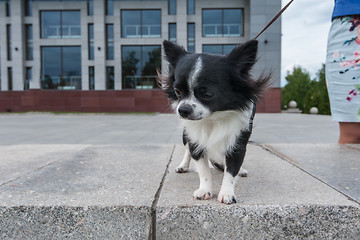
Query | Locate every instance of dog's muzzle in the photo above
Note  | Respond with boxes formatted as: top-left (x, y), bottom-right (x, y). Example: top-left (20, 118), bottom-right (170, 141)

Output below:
top-left (178, 104), bottom-right (193, 119)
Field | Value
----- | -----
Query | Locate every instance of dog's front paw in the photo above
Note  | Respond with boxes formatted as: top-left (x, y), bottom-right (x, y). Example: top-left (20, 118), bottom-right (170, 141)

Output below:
top-left (217, 192), bottom-right (237, 204)
top-left (175, 166), bottom-right (189, 173)
top-left (238, 167), bottom-right (248, 177)
top-left (193, 189), bottom-right (212, 200)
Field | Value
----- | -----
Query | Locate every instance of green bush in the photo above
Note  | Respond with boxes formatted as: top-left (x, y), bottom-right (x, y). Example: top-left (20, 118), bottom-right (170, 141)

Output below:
top-left (282, 64), bottom-right (331, 115)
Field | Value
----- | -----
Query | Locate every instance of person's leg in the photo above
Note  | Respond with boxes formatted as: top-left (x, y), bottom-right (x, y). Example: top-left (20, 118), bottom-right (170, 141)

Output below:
top-left (338, 122), bottom-right (360, 144)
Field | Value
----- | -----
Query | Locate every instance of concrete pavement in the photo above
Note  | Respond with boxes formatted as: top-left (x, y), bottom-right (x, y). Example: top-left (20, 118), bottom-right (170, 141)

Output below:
top-left (0, 112), bottom-right (359, 239)
top-left (0, 112), bottom-right (339, 145)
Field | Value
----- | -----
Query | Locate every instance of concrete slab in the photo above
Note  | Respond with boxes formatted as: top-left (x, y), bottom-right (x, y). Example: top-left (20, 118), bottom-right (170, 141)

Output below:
top-left (0, 144), bottom-right (174, 239)
top-left (156, 144), bottom-right (360, 239)
top-left (0, 113), bottom-right (338, 145)
top-left (0, 145), bottom-right (90, 185)
top-left (264, 144), bottom-right (360, 203)
top-left (251, 113), bottom-right (339, 143)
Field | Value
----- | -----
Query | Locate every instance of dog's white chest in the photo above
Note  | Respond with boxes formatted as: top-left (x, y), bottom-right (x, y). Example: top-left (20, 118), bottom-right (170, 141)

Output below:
top-left (183, 109), bottom-right (252, 162)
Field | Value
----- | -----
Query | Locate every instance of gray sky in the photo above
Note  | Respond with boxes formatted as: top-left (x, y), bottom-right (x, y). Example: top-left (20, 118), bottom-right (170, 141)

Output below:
top-left (281, 0), bottom-right (334, 86)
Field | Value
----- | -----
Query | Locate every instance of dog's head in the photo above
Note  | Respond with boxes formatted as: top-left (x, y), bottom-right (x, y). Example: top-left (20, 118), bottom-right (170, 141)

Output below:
top-left (158, 40), bottom-right (269, 120)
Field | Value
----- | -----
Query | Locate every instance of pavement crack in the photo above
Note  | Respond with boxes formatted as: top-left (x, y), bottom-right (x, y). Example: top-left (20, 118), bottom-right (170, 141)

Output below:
top-left (148, 145), bottom-right (175, 240)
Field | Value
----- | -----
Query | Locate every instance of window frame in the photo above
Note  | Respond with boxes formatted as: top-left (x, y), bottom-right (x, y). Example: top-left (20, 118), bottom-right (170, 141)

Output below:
top-left (40, 46), bottom-right (82, 90)
top-left (121, 9), bottom-right (162, 38)
top-left (121, 45), bottom-right (161, 89)
top-left (40, 10), bottom-right (81, 39)
top-left (202, 8), bottom-right (244, 37)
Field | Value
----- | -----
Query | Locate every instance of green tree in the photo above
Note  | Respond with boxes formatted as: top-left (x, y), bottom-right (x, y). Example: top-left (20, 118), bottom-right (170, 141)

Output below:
top-left (303, 64), bottom-right (331, 115)
top-left (281, 66), bottom-right (311, 112)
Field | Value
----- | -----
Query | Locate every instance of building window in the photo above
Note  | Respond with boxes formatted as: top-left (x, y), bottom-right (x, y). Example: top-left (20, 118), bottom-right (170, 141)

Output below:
top-left (7, 25), bottom-right (11, 61)
top-left (187, 23), bottom-right (195, 52)
top-left (25, 67), bottom-right (32, 90)
top-left (41, 46), bottom-right (82, 90)
top-left (106, 0), bottom-right (114, 16)
top-left (169, 23), bottom-right (176, 42)
top-left (121, 10), bottom-right (161, 38)
top-left (187, 0), bottom-right (195, 15)
top-left (25, 0), bottom-right (32, 16)
top-left (25, 25), bottom-right (33, 60)
top-left (7, 68), bottom-right (12, 91)
top-left (106, 67), bottom-right (114, 90)
top-left (203, 44), bottom-right (237, 55)
top-left (88, 24), bottom-right (94, 60)
top-left (89, 66), bottom-right (95, 90)
top-left (87, 0), bottom-right (93, 16)
top-left (202, 9), bottom-right (243, 37)
top-left (41, 11), bottom-right (81, 39)
top-left (106, 24), bottom-right (114, 60)
top-left (122, 45), bottom-right (161, 89)
top-left (168, 0), bottom-right (176, 15)
top-left (5, 0), bottom-right (10, 17)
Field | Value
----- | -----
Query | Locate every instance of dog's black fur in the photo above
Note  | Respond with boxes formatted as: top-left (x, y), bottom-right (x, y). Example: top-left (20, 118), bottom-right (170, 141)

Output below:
top-left (159, 40), bottom-right (270, 204)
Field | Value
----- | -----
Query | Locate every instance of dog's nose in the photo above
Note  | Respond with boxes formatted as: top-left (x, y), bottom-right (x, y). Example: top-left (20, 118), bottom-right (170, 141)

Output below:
top-left (178, 104), bottom-right (193, 118)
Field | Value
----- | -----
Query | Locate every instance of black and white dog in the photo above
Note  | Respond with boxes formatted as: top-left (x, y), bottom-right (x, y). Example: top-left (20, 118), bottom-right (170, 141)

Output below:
top-left (159, 40), bottom-right (269, 204)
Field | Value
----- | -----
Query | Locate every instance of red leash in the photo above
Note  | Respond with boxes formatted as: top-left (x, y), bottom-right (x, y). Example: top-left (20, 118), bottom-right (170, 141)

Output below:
top-left (254, 0), bottom-right (295, 40)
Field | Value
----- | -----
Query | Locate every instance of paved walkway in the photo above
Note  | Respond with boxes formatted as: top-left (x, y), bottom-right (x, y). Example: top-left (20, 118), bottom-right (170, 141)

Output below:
top-left (0, 113), bottom-right (358, 239)
top-left (0, 112), bottom-right (339, 145)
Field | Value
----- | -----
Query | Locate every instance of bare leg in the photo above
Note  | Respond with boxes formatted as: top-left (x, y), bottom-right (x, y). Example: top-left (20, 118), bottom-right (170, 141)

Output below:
top-left (338, 122), bottom-right (360, 144)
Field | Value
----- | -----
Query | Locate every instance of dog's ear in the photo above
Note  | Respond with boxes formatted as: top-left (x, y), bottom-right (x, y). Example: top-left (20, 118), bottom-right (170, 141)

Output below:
top-left (163, 40), bottom-right (188, 66)
top-left (226, 40), bottom-right (258, 73)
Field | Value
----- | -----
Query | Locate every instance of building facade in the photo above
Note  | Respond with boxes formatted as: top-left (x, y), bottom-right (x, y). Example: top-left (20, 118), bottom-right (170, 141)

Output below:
top-left (0, 0), bottom-right (281, 112)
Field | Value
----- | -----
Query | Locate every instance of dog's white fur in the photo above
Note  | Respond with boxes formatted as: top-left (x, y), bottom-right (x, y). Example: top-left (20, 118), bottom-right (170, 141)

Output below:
top-left (176, 106), bottom-right (253, 203)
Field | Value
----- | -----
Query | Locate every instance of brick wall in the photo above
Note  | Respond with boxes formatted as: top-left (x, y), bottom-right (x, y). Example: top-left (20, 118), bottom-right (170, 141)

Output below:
top-left (0, 88), bottom-right (280, 113)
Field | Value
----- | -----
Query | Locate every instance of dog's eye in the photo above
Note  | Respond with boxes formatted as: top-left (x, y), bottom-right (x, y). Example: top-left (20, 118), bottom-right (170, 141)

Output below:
top-left (174, 88), bottom-right (182, 98)
top-left (199, 89), bottom-right (214, 100)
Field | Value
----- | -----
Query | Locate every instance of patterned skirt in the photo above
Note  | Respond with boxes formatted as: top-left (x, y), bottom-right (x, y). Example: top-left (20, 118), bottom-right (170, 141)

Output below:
top-left (326, 16), bottom-right (360, 122)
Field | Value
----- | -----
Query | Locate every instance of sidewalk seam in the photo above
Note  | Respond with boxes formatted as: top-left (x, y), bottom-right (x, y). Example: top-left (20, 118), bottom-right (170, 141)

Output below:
top-left (260, 144), bottom-right (360, 206)
top-left (148, 145), bottom-right (176, 240)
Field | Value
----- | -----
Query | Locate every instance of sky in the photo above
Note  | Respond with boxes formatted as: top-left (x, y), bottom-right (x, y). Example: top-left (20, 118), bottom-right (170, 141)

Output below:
top-left (281, 0), bottom-right (334, 86)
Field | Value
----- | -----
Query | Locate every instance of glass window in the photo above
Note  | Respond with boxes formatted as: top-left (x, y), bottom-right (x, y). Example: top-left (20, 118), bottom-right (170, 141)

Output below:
top-left (25, 0), bottom-right (32, 16)
top-left (203, 44), bottom-right (237, 55)
top-left (6, 0), bottom-right (10, 17)
top-left (88, 24), bottom-right (94, 60)
top-left (7, 25), bottom-right (11, 61)
top-left (202, 9), bottom-right (243, 37)
top-left (224, 9), bottom-right (242, 36)
top-left (87, 0), bottom-right (93, 16)
top-left (122, 45), bottom-right (161, 89)
top-left (187, 0), bottom-right (195, 15)
top-left (187, 23), bottom-right (195, 52)
top-left (106, 67), bottom-right (114, 90)
top-left (89, 66), bottom-right (95, 90)
top-left (25, 67), bottom-right (32, 90)
top-left (202, 9), bottom-right (222, 37)
top-left (62, 11), bottom-right (81, 38)
top-left (169, 0), bottom-right (176, 15)
top-left (41, 11), bottom-right (81, 39)
top-left (106, 24), bottom-right (114, 60)
top-left (7, 68), bottom-right (12, 91)
top-left (25, 25), bottom-right (33, 60)
top-left (169, 23), bottom-right (176, 42)
top-left (121, 10), bottom-right (161, 38)
top-left (106, 0), bottom-right (113, 16)
top-left (41, 46), bottom-right (82, 90)
top-left (41, 11), bottom-right (61, 38)
top-left (203, 45), bottom-right (222, 55)
top-left (223, 45), bottom-right (237, 54)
